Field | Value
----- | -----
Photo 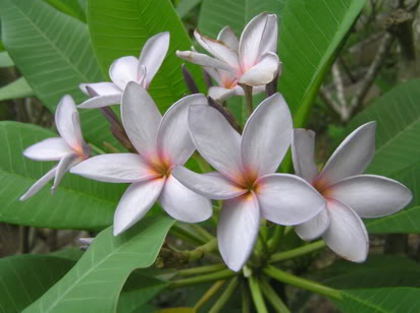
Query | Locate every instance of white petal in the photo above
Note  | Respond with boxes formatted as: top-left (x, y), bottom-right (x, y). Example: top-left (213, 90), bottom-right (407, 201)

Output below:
top-left (139, 32), bottom-right (170, 86)
top-left (121, 82), bottom-right (162, 156)
top-left (70, 153), bottom-right (157, 183)
top-left (157, 94), bottom-right (208, 165)
top-left (292, 129), bottom-right (319, 183)
top-left (172, 166), bottom-right (246, 200)
top-left (159, 174), bottom-right (212, 223)
top-left (329, 174), bottom-right (413, 218)
top-left (189, 105), bottom-right (243, 182)
top-left (208, 86), bottom-right (236, 101)
top-left (238, 52), bottom-right (279, 86)
top-left (321, 122), bottom-right (376, 186)
top-left (176, 50), bottom-right (234, 72)
top-left (295, 209), bottom-right (330, 241)
top-left (218, 193), bottom-right (260, 271)
top-left (194, 30), bottom-right (240, 69)
top-left (257, 174), bottom-right (326, 225)
top-left (79, 82), bottom-right (121, 96)
top-left (55, 95), bottom-right (85, 150)
top-left (323, 200), bottom-right (369, 262)
top-left (19, 166), bottom-right (57, 201)
top-left (239, 13), bottom-right (278, 69)
top-left (113, 178), bottom-right (165, 236)
top-left (109, 56), bottom-right (139, 90)
top-left (241, 93), bottom-right (293, 177)
top-left (78, 94), bottom-right (121, 109)
top-left (52, 153), bottom-right (78, 191)
top-left (217, 26), bottom-right (239, 51)
top-left (23, 137), bottom-right (72, 161)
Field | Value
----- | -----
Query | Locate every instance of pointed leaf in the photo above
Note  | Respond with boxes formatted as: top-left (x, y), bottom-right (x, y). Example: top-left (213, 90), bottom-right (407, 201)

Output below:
top-left (0, 77), bottom-right (34, 101)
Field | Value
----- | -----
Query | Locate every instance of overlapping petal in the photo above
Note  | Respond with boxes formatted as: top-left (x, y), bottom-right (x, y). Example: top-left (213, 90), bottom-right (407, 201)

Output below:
top-left (257, 174), bottom-right (326, 225)
top-left (157, 94), bottom-right (208, 165)
top-left (19, 166), bottom-right (57, 201)
top-left (52, 153), bottom-right (78, 191)
top-left (295, 209), bottom-right (330, 241)
top-left (329, 174), bottom-right (412, 218)
top-left (188, 105), bottom-right (242, 182)
top-left (217, 26), bottom-right (239, 51)
top-left (23, 137), bottom-right (71, 161)
top-left (80, 82), bottom-right (121, 96)
top-left (113, 178), bottom-right (165, 236)
top-left (121, 82), bottom-right (162, 156)
top-left (55, 95), bottom-right (85, 151)
top-left (217, 193), bottom-right (260, 271)
top-left (208, 86), bottom-right (237, 101)
top-left (176, 50), bottom-right (234, 72)
top-left (70, 153), bottom-right (157, 183)
top-left (241, 93), bottom-right (292, 177)
top-left (77, 94), bottom-right (121, 109)
top-left (138, 32), bottom-right (170, 86)
top-left (323, 200), bottom-right (369, 262)
top-left (159, 174), bottom-right (212, 223)
top-left (321, 122), bottom-right (376, 186)
top-left (292, 129), bottom-right (319, 183)
top-left (109, 56), bottom-right (139, 90)
top-left (238, 52), bottom-right (279, 86)
top-left (172, 166), bottom-right (246, 200)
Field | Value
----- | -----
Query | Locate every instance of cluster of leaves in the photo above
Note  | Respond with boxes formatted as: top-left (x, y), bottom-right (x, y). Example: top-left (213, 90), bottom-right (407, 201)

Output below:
top-left (0, 0), bottom-right (419, 312)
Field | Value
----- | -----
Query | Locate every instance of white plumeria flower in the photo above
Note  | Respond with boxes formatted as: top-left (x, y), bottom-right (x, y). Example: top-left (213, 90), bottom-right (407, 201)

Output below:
top-left (292, 123), bottom-right (413, 262)
top-left (177, 13), bottom-right (280, 91)
top-left (20, 96), bottom-right (90, 201)
top-left (173, 93), bottom-right (326, 271)
top-left (71, 82), bottom-right (212, 235)
top-left (78, 32), bottom-right (170, 109)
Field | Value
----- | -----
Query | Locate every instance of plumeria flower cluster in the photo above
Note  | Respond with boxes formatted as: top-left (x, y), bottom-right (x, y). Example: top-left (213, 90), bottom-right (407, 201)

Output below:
top-left (20, 14), bottom-right (412, 272)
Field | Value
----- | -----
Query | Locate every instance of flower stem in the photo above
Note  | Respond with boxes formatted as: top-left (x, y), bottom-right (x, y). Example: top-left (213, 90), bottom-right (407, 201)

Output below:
top-left (171, 223), bottom-right (207, 245)
top-left (190, 224), bottom-right (214, 241)
top-left (248, 276), bottom-right (268, 313)
top-left (170, 269), bottom-right (236, 288)
top-left (183, 238), bottom-right (218, 262)
top-left (241, 84), bottom-right (254, 115)
top-left (194, 280), bottom-right (226, 311)
top-left (177, 264), bottom-right (225, 277)
top-left (259, 279), bottom-right (290, 313)
top-left (208, 277), bottom-right (239, 313)
top-left (241, 282), bottom-right (251, 313)
top-left (269, 240), bottom-right (325, 263)
top-left (263, 266), bottom-right (342, 300)
top-left (267, 225), bottom-right (284, 253)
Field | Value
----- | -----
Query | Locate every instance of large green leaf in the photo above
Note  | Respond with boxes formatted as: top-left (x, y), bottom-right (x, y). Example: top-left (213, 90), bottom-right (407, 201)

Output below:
top-left (88, 0), bottom-right (203, 112)
top-left (176, 0), bottom-right (202, 18)
top-left (198, 0), bottom-right (365, 127)
top-left (0, 121), bottom-right (124, 229)
top-left (0, 255), bottom-right (75, 313)
top-left (0, 51), bottom-right (13, 67)
top-left (44, 0), bottom-right (86, 21)
top-left (23, 215), bottom-right (174, 313)
top-left (198, 0), bottom-right (284, 37)
top-left (0, 77), bottom-right (34, 101)
top-left (318, 255), bottom-right (420, 289)
top-left (366, 164), bottom-right (419, 233)
top-left (349, 79), bottom-right (420, 178)
top-left (0, 0), bottom-right (116, 147)
top-left (335, 287), bottom-right (420, 313)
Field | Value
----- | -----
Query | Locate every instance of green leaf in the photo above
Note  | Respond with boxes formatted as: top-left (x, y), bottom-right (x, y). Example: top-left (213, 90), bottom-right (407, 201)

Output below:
top-left (0, 77), bottom-right (34, 101)
top-left (23, 215), bottom-right (174, 313)
top-left (365, 165), bottom-right (420, 234)
top-left (117, 271), bottom-right (167, 313)
top-left (198, 0), bottom-right (284, 37)
top-left (318, 255), bottom-right (420, 289)
top-left (88, 0), bottom-right (203, 112)
top-left (335, 287), bottom-right (420, 313)
top-left (349, 79), bottom-right (420, 178)
top-left (0, 51), bottom-right (14, 67)
top-left (0, 0), bottom-right (116, 147)
top-left (44, 0), bottom-right (86, 21)
top-left (0, 254), bottom-right (75, 313)
top-left (279, 0), bottom-right (366, 126)
top-left (0, 121), bottom-right (124, 229)
top-left (176, 0), bottom-right (202, 18)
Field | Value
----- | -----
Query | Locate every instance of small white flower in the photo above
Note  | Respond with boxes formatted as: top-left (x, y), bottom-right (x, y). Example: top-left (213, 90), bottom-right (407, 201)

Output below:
top-left (177, 13), bottom-right (280, 94)
top-left (71, 82), bottom-right (212, 235)
top-left (78, 32), bottom-right (170, 109)
top-left (292, 123), bottom-right (413, 262)
top-left (20, 96), bottom-right (90, 200)
top-left (173, 93), bottom-right (325, 271)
